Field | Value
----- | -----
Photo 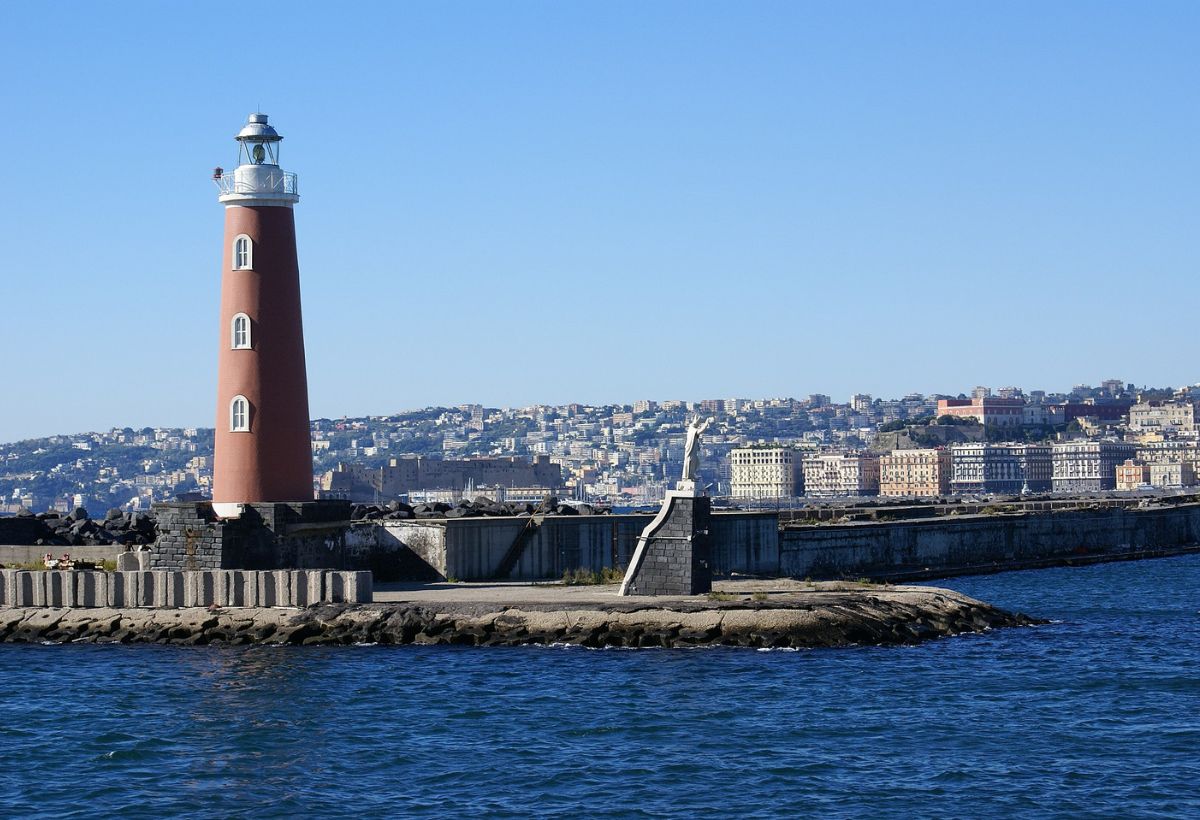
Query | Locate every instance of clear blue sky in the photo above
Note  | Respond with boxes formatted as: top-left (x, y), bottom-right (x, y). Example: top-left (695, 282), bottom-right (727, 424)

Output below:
top-left (1, 2), bottom-right (1196, 441)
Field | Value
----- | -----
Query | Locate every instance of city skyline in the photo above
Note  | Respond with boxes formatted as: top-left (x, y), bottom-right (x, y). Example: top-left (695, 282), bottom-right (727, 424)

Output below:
top-left (3, 3), bottom-right (1198, 441)
top-left (6, 375), bottom-right (1198, 516)
top-left (0, 373), bottom-right (1184, 445)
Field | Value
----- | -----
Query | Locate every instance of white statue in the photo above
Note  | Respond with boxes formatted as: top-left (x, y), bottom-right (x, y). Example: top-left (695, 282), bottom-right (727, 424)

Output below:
top-left (682, 415), bottom-right (714, 481)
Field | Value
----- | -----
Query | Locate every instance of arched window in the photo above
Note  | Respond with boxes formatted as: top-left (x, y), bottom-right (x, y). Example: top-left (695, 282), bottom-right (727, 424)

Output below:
top-left (231, 313), bottom-right (252, 349)
top-left (230, 395), bottom-right (250, 432)
top-left (233, 234), bottom-right (253, 270)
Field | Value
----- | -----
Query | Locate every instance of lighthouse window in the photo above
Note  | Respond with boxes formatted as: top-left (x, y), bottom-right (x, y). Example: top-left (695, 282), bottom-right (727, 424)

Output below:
top-left (230, 396), bottom-right (250, 432)
top-left (233, 235), bottom-right (253, 270)
top-left (231, 313), bottom-right (252, 349)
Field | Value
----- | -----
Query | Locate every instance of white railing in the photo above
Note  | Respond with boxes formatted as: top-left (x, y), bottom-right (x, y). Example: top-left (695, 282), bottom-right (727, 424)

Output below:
top-left (214, 168), bottom-right (299, 197)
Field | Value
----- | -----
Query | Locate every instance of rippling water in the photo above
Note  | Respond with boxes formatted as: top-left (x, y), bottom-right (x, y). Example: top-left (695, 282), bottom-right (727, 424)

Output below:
top-left (2, 555), bottom-right (1199, 818)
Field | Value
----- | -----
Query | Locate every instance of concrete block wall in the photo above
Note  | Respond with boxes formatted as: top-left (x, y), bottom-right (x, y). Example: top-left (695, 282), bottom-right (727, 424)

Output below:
top-left (621, 494), bottom-right (712, 596)
top-left (150, 500), bottom-right (355, 572)
top-left (0, 569), bottom-right (372, 608)
top-left (371, 511), bottom-right (776, 582)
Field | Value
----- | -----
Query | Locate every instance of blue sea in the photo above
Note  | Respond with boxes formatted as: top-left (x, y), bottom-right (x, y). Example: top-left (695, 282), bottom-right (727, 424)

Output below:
top-left (1, 556), bottom-right (1198, 819)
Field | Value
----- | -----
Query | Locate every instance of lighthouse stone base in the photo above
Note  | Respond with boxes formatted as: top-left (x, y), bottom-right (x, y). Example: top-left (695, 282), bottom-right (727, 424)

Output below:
top-left (150, 500), bottom-right (353, 572)
top-left (618, 485), bottom-right (712, 597)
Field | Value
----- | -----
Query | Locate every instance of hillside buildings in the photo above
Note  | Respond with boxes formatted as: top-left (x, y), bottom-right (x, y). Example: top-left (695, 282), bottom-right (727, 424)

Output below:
top-left (12, 378), bottom-right (1200, 514)
top-left (1128, 401), bottom-right (1196, 435)
top-left (937, 397), bottom-right (1025, 428)
top-left (320, 455), bottom-right (563, 503)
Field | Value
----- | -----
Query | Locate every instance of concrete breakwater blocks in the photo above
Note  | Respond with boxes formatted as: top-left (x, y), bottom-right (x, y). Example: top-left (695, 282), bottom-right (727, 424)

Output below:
top-left (0, 569), bottom-right (371, 609)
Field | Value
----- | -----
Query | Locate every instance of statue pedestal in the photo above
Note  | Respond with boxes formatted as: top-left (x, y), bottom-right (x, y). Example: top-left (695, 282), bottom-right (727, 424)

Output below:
top-left (618, 487), bottom-right (711, 596)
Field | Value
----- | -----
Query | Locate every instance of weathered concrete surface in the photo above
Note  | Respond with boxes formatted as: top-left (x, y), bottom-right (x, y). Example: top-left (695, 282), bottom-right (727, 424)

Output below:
top-left (0, 581), bottom-right (1039, 648)
top-left (369, 501), bottom-right (1200, 583)
top-left (780, 505), bottom-right (1200, 580)
top-left (1, 544), bottom-right (126, 565)
top-left (0, 569), bottom-right (371, 608)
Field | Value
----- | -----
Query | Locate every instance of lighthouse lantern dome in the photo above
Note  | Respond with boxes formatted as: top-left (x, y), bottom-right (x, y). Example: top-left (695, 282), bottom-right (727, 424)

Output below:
top-left (235, 113), bottom-right (283, 166)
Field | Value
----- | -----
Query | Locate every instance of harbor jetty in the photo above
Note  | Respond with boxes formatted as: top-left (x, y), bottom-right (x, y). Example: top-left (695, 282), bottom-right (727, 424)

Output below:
top-left (0, 580), bottom-right (1039, 648)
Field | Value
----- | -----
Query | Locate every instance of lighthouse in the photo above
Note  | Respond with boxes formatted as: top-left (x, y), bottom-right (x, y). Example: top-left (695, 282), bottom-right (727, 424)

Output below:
top-left (211, 113), bottom-right (313, 518)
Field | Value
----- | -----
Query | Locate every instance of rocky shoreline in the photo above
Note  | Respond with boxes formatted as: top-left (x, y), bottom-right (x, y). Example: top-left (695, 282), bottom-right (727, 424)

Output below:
top-left (0, 584), bottom-right (1041, 648)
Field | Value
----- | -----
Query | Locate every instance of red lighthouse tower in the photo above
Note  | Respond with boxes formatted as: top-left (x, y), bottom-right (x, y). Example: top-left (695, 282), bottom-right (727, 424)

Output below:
top-left (211, 113), bottom-right (313, 517)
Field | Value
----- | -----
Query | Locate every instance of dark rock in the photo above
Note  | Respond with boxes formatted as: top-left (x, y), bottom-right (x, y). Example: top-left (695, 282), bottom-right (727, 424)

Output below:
top-left (105, 508), bottom-right (124, 521)
top-left (68, 507), bottom-right (89, 522)
top-left (15, 506), bottom-right (35, 518)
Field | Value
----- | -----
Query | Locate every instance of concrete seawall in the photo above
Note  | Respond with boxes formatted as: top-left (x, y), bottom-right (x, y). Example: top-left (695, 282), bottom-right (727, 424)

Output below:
top-left (780, 504), bottom-right (1200, 580)
top-left (11, 499), bottom-right (1196, 584)
top-left (364, 501), bottom-right (1200, 581)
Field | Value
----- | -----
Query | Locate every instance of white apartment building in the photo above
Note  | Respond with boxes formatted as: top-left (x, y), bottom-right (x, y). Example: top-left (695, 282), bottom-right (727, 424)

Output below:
top-left (802, 452), bottom-right (880, 498)
top-left (1149, 461), bottom-right (1195, 489)
top-left (950, 444), bottom-right (1053, 494)
top-left (1128, 401), bottom-right (1196, 434)
top-left (730, 448), bottom-right (801, 499)
top-left (1051, 440), bottom-right (1138, 492)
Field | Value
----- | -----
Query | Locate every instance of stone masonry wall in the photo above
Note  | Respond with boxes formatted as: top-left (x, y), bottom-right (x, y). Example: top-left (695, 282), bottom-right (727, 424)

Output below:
top-left (150, 501), bottom-right (353, 571)
top-left (150, 503), bottom-right (228, 571)
top-left (622, 495), bottom-right (712, 596)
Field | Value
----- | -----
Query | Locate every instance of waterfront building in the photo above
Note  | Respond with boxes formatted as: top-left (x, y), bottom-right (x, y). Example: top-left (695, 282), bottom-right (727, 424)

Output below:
top-left (1136, 441), bottom-right (1200, 473)
top-left (211, 114), bottom-right (313, 517)
top-left (1115, 459), bottom-right (1149, 491)
top-left (937, 397), bottom-right (1024, 428)
top-left (730, 448), bottom-right (802, 499)
top-left (1149, 461), bottom-right (1195, 489)
top-left (1051, 441), bottom-right (1138, 492)
top-left (949, 444), bottom-right (1053, 494)
top-left (879, 449), bottom-right (951, 497)
top-left (802, 452), bottom-right (880, 498)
